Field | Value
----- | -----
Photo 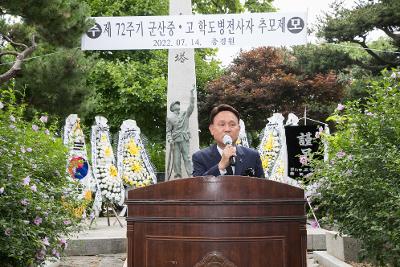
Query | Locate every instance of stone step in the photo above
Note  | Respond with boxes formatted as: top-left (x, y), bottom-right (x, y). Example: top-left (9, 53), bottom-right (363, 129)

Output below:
top-left (65, 217), bottom-right (126, 256)
top-left (307, 252), bottom-right (320, 267)
top-left (313, 251), bottom-right (353, 267)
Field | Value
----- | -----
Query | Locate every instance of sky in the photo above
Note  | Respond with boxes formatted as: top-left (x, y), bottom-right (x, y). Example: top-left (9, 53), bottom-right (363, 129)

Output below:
top-left (217, 0), bottom-right (356, 66)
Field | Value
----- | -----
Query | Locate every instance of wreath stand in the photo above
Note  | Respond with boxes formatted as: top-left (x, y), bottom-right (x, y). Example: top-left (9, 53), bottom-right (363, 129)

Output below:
top-left (89, 202), bottom-right (124, 228)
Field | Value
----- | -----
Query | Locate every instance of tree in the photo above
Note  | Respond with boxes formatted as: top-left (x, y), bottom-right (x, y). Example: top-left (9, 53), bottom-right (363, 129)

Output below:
top-left (200, 47), bottom-right (346, 140)
top-left (0, 0), bottom-right (91, 83)
top-left (317, 0), bottom-right (400, 71)
top-left (310, 69), bottom-right (400, 265)
top-left (193, 0), bottom-right (275, 14)
top-left (290, 44), bottom-right (353, 76)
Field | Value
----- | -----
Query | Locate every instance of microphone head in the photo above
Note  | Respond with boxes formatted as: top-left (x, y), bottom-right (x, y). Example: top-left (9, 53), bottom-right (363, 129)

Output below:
top-left (223, 135), bottom-right (233, 145)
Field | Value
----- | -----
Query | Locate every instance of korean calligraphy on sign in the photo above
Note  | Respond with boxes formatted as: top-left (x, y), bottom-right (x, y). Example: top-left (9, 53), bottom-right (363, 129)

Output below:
top-left (285, 125), bottom-right (321, 179)
top-left (81, 12), bottom-right (307, 50)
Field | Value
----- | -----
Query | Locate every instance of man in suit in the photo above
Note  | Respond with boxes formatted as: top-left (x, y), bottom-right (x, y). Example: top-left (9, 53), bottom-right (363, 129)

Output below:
top-left (192, 104), bottom-right (264, 178)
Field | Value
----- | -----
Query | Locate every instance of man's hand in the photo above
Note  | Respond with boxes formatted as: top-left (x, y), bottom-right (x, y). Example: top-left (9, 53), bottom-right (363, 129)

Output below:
top-left (218, 144), bottom-right (236, 170)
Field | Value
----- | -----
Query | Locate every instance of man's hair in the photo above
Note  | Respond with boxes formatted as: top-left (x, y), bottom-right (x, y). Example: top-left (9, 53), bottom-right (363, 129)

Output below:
top-left (209, 104), bottom-right (240, 124)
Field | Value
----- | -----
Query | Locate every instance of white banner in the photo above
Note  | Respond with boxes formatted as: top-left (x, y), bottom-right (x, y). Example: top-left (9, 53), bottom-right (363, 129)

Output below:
top-left (81, 12), bottom-right (307, 50)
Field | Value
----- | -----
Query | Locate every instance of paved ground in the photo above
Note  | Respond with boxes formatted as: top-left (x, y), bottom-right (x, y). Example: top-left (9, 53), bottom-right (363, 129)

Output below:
top-left (54, 253), bottom-right (126, 267)
top-left (56, 253), bottom-right (317, 267)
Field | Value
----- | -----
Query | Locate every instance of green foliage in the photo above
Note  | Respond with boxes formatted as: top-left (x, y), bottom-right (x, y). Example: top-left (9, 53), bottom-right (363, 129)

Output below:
top-left (146, 142), bottom-right (166, 173)
top-left (0, 86), bottom-right (87, 266)
top-left (290, 44), bottom-right (353, 76)
top-left (14, 48), bottom-right (95, 122)
top-left (244, 0), bottom-right (275, 13)
top-left (310, 69), bottom-right (400, 265)
top-left (193, 0), bottom-right (243, 14)
top-left (85, 0), bottom-right (168, 16)
top-left (1, 0), bottom-right (93, 119)
top-left (317, 0), bottom-right (400, 70)
top-left (1, 0), bottom-right (91, 47)
top-left (83, 52), bottom-right (168, 139)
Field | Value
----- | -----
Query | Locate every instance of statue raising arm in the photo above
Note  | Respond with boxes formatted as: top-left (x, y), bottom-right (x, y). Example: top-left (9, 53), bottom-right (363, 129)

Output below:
top-left (186, 85), bottom-right (196, 117)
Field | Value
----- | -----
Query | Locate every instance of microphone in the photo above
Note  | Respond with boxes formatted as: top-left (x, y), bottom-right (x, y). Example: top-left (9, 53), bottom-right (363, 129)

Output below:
top-left (222, 135), bottom-right (236, 166)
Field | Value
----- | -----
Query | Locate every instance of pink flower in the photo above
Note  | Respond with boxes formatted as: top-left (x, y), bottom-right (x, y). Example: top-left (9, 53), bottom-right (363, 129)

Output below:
top-left (31, 184), bottom-right (37, 192)
top-left (32, 124), bottom-right (39, 131)
top-left (22, 176), bottom-right (31, 186)
top-left (21, 199), bottom-right (29, 206)
top-left (63, 220), bottom-right (71, 225)
top-left (59, 238), bottom-right (68, 248)
top-left (42, 237), bottom-right (50, 246)
top-left (9, 124), bottom-right (16, 129)
top-left (33, 216), bottom-right (42, 225)
top-left (310, 220), bottom-right (320, 229)
top-left (36, 249), bottom-right (46, 261)
top-left (4, 228), bottom-right (12, 236)
top-left (0, 187), bottom-right (4, 194)
top-left (26, 147), bottom-right (32, 152)
top-left (299, 155), bottom-right (308, 166)
top-left (336, 151), bottom-right (346, 158)
top-left (39, 116), bottom-right (48, 123)
top-left (44, 129), bottom-right (50, 135)
top-left (336, 103), bottom-right (345, 111)
top-left (52, 248), bottom-right (60, 258)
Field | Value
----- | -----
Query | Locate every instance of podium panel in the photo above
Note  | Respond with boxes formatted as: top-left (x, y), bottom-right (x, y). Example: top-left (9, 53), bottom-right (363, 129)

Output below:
top-left (126, 176), bottom-right (306, 267)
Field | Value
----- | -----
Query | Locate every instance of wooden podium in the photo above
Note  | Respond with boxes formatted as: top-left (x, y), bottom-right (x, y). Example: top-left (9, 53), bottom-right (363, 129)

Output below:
top-left (126, 176), bottom-right (306, 267)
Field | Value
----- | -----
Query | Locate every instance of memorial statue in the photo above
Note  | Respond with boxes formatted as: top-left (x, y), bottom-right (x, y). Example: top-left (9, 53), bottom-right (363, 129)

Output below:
top-left (166, 86), bottom-right (195, 179)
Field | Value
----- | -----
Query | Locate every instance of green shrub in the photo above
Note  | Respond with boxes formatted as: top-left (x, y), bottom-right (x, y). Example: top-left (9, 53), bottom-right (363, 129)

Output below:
top-left (0, 87), bottom-right (86, 266)
top-left (147, 141), bottom-right (165, 173)
top-left (310, 69), bottom-right (400, 266)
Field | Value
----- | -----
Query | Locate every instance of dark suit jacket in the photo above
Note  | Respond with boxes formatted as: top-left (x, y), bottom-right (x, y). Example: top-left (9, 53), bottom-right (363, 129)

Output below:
top-left (192, 144), bottom-right (265, 178)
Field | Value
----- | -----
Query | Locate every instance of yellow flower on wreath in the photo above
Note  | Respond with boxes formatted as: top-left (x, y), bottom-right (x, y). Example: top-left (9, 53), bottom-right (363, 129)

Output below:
top-left (84, 190), bottom-right (92, 201)
top-left (263, 132), bottom-right (274, 151)
top-left (143, 178), bottom-right (152, 186)
top-left (109, 165), bottom-right (118, 177)
top-left (131, 161), bottom-right (143, 173)
top-left (100, 133), bottom-right (108, 142)
top-left (104, 146), bottom-right (112, 157)
top-left (126, 139), bottom-right (140, 156)
top-left (261, 155), bottom-right (269, 169)
top-left (277, 165), bottom-right (285, 175)
top-left (123, 174), bottom-right (134, 186)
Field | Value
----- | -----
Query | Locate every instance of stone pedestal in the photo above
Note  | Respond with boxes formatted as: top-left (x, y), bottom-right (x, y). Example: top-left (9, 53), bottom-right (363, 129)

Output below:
top-left (326, 230), bottom-right (361, 262)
